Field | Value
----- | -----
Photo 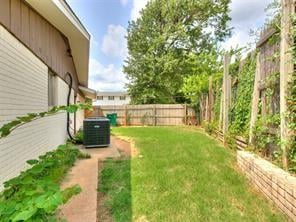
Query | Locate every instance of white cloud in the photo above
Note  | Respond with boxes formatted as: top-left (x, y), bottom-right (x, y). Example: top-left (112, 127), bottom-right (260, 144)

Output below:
top-left (130, 0), bottom-right (149, 21)
top-left (120, 0), bottom-right (129, 6)
top-left (222, 0), bottom-right (274, 51)
top-left (90, 33), bottom-right (99, 49)
top-left (101, 25), bottom-right (127, 59)
top-left (88, 58), bottom-right (127, 91)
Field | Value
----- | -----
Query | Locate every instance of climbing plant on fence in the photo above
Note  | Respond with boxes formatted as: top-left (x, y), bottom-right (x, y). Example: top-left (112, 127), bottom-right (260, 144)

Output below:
top-left (229, 53), bottom-right (256, 136)
top-left (213, 73), bottom-right (223, 123)
top-left (287, 13), bottom-right (296, 171)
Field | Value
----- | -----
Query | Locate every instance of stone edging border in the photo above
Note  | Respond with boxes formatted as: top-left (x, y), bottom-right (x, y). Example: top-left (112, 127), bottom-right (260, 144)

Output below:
top-left (237, 150), bottom-right (296, 220)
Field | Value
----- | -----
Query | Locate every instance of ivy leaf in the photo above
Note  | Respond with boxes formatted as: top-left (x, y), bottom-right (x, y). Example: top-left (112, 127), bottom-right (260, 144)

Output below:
top-left (61, 185), bottom-right (82, 203)
top-left (41, 192), bottom-right (63, 213)
top-left (39, 112), bottom-right (47, 117)
top-left (0, 103), bottom-right (89, 138)
top-left (11, 207), bottom-right (37, 222)
top-left (0, 120), bottom-right (22, 137)
top-left (26, 159), bottom-right (39, 165)
top-left (66, 105), bottom-right (78, 113)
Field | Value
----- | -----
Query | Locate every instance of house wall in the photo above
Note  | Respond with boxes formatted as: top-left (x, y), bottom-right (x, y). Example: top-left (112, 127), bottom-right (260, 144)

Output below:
top-left (0, 0), bottom-right (79, 94)
top-left (93, 95), bottom-right (131, 106)
top-left (76, 93), bottom-right (86, 131)
top-left (56, 77), bottom-right (75, 134)
top-left (0, 24), bottom-right (74, 190)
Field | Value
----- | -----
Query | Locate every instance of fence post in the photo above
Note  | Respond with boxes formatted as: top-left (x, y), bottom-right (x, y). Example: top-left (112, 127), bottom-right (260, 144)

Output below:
top-left (219, 81), bottom-right (224, 131)
top-left (249, 53), bottom-right (261, 144)
top-left (205, 95), bottom-right (209, 122)
top-left (199, 96), bottom-right (203, 123)
top-left (280, 0), bottom-right (294, 169)
top-left (228, 75), bottom-right (232, 111)
top-left (208, 76), bottom-right (214, 122)
top-left (223, 52), bottom-right (231, 143)
top-left (125, 105), bottom-right (128, 126)
top-left (153, 104), bottom-right (157, 126)
top-left (184, 104), bottom-right (187, 125)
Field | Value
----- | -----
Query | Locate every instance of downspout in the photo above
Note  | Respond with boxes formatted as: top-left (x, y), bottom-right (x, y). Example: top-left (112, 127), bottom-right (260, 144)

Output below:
top-left (65, 72), bottom-right (74, 141)
top-left (74, 95), bottom-right (77, 134)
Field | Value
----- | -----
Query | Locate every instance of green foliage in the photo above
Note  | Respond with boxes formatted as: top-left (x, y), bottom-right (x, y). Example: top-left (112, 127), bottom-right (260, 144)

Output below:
top-left (0, 103), bottom-right (92, 138)
top-left (213, 76), bottom-right (223, 123)
top-left (224, 131), bottom-right (237, 150)
top-left (73, 129), bottom-right (84, 144)
top-left (252, 114), bottom-right (280, 156)
top-left (288, 14), bottom-right (296, 172)
top-left (229, 53), bottom-right (256, 136)
top-left (203, 121), bottom-right (217, 135)
top-left (0, 143), bottom-right (84, 221)
top-left (182, 51), bottom-right (223, 104)
top-left (124, 0), bottom-right (231, 104)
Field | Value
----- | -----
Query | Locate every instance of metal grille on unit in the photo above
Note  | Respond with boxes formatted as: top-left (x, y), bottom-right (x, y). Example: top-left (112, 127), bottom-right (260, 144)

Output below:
top-left (83, 118), bottom-right (110, 148)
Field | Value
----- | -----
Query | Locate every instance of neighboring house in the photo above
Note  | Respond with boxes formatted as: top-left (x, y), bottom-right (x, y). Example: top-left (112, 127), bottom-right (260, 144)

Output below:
top-left (93, 91), bottom-right (131, 106)
top-left (0, 0), bottom-right (96, 189)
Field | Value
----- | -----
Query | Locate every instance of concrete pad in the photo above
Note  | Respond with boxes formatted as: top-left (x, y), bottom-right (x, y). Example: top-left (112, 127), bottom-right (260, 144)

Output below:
top-left (59, 139), bottom-right (120, 222)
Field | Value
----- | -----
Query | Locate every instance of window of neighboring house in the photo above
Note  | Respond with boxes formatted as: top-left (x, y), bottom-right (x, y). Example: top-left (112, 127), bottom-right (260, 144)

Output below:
top-left (119, 96), bottom-right (126, 100)
top-left (48, 71), bottom-right (57, 107)
top-left (108, 96), bottom-right (114, 100)
top-left (97, 96), bottom-right (103, 100)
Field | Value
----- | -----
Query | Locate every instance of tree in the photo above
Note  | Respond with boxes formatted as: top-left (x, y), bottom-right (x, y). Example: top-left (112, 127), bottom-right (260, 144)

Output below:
top-left (124, 0), bottom-right (231, 104)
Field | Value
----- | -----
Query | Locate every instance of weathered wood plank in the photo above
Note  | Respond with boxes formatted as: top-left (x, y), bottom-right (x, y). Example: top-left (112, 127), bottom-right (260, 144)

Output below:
top-left (87, 104), bottom-right (196, 126)
top-left (280, 0), bottom-right (294, 169)
top-left (249, 53), bottom-right (261, 144)
top-left (256, 28), bottom-right (278, 48)
top-left (208, 76), bottom-right (214, 121)
top-left (0, 0), bottom-right (10, 28)
top-left (10, 0), bottom-right (21, 36)
top-left (223, 52), bottom-right (231, 142)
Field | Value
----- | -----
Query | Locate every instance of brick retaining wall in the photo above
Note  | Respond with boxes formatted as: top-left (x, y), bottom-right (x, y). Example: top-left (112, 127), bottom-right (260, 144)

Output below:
top-left (237, 151), bottom-right (296, 220)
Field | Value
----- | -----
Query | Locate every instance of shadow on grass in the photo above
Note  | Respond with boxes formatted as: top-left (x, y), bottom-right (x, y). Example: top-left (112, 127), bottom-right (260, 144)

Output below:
top-left (98, 155), bottom-right (132, 222)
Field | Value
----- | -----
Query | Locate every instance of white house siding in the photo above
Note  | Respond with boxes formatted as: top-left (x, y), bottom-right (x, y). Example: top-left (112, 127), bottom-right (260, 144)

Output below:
top-left (0, 25), bottom-right (71, 189)
top-left (76, 93), bottom-right (85, 131)
top-left (56, 77), bottom-right (75, 134)
top-left (93, 96), bottom-right (131, 106)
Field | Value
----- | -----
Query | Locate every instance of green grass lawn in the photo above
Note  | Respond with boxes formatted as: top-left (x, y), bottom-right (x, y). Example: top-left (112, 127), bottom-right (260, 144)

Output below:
top-left (99, 127), bottom-right (287, 222)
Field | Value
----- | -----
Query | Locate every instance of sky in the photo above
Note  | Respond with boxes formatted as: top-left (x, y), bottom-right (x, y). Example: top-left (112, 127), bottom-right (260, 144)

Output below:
top-left (66, 0), bottom-right (274, 92)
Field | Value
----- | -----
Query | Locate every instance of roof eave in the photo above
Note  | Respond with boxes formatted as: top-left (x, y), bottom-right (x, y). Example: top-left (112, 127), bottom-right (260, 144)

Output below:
top-left (25, 0), bottom-right (90, 87)
top-left (79, 85), bottom-right (97, 99)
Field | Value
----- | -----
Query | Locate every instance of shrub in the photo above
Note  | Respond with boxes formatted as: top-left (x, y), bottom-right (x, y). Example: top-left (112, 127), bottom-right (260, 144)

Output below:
top-left (0, 143), bottom-right (84, 221)
top-left (73, 129), bottom-right (84, 144)
top-left (203, 121), bottom-right (217, 135)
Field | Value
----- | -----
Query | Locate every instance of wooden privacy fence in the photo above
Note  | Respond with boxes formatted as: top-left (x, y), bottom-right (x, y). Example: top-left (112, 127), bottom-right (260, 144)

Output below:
top-left (85, 104), bottom-right (196, 126)
top-left (200, 0), bottom-right (295, 169)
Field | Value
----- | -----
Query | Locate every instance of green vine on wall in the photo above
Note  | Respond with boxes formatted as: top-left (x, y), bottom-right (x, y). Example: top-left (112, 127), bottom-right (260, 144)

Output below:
top-left (229, 53), bottom-right (256, 136)
top-left (0, 143), bottom-right (88, 221)
top-left (0, 103), bottom-right (93, 138)
top-left (287, 14), bottom-right (296, 172)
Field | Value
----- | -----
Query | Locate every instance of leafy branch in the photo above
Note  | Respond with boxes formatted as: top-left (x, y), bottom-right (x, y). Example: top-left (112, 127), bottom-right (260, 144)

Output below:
top-left (0, 143), bottom-right (88, 221)
top-left (0, 103), bottom-right (93, 138)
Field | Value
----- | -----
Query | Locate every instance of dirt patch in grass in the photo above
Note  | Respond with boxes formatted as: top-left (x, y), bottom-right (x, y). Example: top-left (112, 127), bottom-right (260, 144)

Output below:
top-left (97, 137), bottom-right (135, 222)
top-left (97, 190), bottom-right (113, 222)
top-left (97, 157), bottom-right (131, 222)
top-left (97, 161), bottom-right (113, 222)
top-left (112, 136), bottom-right (138, 157)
